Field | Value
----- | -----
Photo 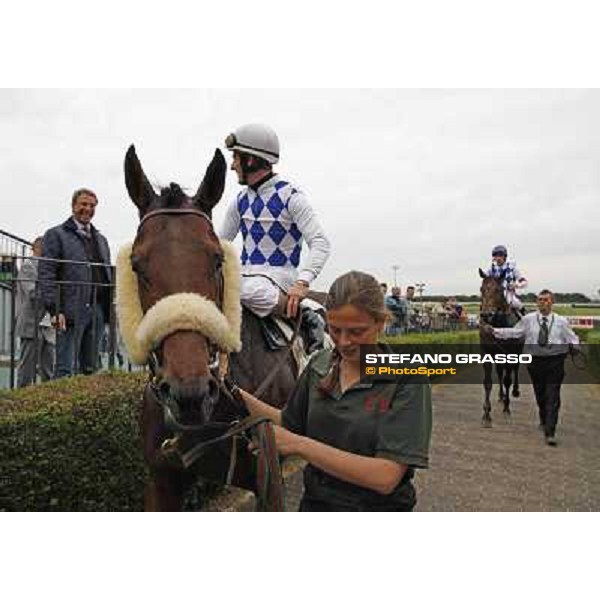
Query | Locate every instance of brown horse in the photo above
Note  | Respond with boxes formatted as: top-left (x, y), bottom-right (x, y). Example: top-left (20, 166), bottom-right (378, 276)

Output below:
top-left (118, 145), bottom-right (295, 510)
top-left (478, 268), bottom-right (523, 427)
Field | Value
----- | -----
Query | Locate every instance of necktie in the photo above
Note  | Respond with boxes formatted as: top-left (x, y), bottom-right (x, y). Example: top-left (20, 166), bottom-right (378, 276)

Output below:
top-left (538, 316), bottom-right (549, 346)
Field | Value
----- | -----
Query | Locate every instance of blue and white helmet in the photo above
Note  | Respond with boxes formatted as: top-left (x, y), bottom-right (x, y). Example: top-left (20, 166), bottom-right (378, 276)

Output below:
top-left (492, 244), bottom-right (508, 257)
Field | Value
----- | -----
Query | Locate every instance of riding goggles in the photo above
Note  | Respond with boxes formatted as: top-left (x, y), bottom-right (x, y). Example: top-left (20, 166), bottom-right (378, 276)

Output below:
top-left (225, 133), bottom-right (237, 150)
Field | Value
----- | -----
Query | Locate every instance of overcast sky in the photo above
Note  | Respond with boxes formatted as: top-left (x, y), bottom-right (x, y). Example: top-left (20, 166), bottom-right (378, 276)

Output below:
top-left (1, 89), bottom-right (598, 297)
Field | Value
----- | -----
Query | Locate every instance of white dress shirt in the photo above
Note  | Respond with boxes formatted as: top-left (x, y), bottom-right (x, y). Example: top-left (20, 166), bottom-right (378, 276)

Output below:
top-left (493, 311), bottom-right (580, 356)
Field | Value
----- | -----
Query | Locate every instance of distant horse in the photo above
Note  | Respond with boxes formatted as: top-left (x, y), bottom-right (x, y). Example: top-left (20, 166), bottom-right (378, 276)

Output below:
top-left (478, 268), bottom-right (524, 427)
top-left (117, 145), bottom-right (296, 510)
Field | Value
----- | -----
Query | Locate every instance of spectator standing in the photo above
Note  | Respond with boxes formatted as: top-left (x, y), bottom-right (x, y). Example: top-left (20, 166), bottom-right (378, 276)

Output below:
top-left (446, 297), bottom-right (463, 330)
top-left (405, 285), bottom-right (416, 331)
top-left (39, 189), bottom-right (112, 378)
top-left (15, 237), bottom-right (55, 386)
top-left (385, 286), bottom-right (407, 335)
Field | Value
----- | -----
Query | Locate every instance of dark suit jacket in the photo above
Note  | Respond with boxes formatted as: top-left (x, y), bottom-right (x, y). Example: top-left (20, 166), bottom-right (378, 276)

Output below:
top-left (39, 217), bottom-right (112, 323)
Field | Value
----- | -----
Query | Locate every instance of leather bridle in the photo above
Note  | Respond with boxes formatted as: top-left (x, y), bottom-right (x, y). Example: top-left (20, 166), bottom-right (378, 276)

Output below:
top-left (136, 206), bottom-right (231, 431)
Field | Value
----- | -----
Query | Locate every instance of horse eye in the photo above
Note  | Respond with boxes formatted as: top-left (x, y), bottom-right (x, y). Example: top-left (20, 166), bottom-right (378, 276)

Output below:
top-left (131, 256), bottom-right (150, 286)
top-left (215, 253), bottom-right (224, 271)
top-left (131, 256), bottom-right (141, 272)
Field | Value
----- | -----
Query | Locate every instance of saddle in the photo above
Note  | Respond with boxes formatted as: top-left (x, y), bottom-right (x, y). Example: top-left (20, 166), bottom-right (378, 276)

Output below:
top-left (259, 315), bottom-right (289, 351)
top-left (257, 300), bottom-right (330, 374)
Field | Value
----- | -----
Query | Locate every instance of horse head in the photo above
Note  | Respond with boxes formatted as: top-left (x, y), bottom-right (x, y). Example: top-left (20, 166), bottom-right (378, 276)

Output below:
top-left (118, 145), bottom-right (240, 427)
top-left (478, 267), bottom-right (508, 323)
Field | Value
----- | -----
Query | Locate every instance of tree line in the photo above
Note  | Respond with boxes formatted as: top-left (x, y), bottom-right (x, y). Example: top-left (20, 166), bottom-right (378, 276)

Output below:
top-left (421, 293), bottom-right (593, 304)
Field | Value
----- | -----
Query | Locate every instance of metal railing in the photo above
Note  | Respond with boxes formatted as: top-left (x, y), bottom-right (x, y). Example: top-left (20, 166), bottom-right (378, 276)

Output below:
top-left (385, 302), bottom-right (478, 336)
top-left (1, 230), bottom-right (32, 369)
top-left (0, 249), bottom-right (135, 390)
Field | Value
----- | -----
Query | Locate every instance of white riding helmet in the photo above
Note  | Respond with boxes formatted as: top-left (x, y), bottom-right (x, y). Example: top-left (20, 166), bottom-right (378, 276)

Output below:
top-left (225, 123), bottom-right (280, 165)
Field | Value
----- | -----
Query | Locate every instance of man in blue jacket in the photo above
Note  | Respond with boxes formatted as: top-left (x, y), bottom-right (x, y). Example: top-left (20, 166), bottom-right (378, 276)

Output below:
top-left (39, 189), bottom-right (112, 378)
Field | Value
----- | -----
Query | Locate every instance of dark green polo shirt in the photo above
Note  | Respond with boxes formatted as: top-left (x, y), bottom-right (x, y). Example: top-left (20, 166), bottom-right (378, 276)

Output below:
top-left (281, 348), bottom-right (432, 511)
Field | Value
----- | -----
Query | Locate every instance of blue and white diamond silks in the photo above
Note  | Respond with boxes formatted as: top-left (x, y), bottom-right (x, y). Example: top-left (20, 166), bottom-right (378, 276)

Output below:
top-left (237, 180), bottom-right (302, 269)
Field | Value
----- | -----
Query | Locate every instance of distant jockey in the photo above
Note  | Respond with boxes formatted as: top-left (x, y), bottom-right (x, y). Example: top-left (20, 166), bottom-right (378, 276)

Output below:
top-left (485, 245), bottom-right (528, 314)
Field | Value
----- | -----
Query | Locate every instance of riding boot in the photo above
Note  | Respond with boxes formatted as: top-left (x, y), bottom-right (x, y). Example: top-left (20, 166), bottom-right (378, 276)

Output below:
top-left (301, 306), bottom-right (325, 355)
top-left (272, 293), bottom-right (324, 354)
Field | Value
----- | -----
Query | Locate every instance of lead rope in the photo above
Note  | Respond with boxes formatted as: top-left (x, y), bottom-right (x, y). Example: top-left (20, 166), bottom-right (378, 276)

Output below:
top-left (217, 311), bottom-right (303, 512)
top-left (254, 420), bottom-right (285, 512)
top-left (221, 381), bottom-right (286, 512)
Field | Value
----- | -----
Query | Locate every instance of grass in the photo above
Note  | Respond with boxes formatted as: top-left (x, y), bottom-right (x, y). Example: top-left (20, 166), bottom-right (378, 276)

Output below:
top-left (382, 330), bottom-right (479, 345)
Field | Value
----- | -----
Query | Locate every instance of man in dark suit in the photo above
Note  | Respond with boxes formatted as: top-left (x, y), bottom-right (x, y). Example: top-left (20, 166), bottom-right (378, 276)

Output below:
top-left (39, 189), bottom-right (112, 378)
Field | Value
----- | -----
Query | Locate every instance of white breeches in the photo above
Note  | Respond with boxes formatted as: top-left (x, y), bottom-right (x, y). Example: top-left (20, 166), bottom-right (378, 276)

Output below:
top-left (240, 276), bottom-right (281, 318)
top-left (506, 290), bottom-right (523, 309)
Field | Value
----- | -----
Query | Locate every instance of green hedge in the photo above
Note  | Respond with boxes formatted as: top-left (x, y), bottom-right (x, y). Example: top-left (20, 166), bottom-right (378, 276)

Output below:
top-left (0, 372), bottom-right (148, 511)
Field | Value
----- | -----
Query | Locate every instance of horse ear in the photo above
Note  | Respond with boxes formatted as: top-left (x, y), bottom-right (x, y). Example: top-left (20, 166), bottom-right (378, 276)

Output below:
top-left (194, 149), bottom-right (227, 217)
top-left (479, 268), bottom-right (487, 279)
top-left (124, 145), bottom-right (156, 216)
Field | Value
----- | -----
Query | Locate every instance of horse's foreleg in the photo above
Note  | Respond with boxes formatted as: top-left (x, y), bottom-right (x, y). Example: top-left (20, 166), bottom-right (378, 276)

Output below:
top-left (142, 388), bottom-right (187, 511)
top-left (495, 364), bottom-right (506, 403)
top-left (145, 468), bottom-right (187, 512)
top-left (482, 364), bottom-right (493, 427)
top-left (512, 364), bottom-right (521, 397)
top-left (501, 366), bottom-right (512, 416)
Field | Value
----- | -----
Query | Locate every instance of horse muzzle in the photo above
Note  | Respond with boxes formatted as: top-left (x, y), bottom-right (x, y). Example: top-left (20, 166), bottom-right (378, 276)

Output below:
top-left (158, 374), bottom-right (221, 428)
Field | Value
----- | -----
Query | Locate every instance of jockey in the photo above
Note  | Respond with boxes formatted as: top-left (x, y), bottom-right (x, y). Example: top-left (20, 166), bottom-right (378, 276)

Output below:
top-left (219, 123), bottom-right (331, 353)
top-left (485, 244), bottom-right (528, 314)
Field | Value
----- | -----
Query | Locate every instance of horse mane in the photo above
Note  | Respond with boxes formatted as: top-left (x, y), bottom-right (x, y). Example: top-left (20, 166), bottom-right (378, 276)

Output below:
top-left (480, 274), bottom-right (509, 314)
top-left (157, 182), bottom-right (192, 209)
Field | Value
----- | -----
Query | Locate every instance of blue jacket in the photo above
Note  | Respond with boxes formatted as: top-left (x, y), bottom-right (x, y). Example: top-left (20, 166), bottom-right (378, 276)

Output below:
top-left (39, 217), bottom-right (112, 323)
